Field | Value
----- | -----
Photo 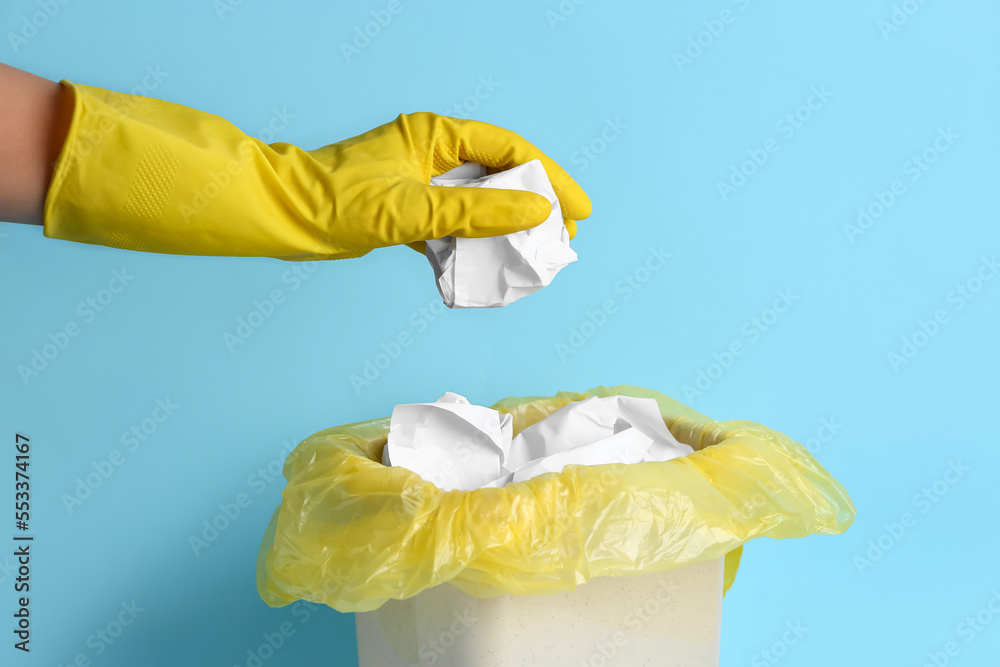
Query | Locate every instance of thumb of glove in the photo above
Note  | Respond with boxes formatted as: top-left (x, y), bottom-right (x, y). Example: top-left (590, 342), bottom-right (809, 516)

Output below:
top-left (390, 180), bottom-right (553, 250)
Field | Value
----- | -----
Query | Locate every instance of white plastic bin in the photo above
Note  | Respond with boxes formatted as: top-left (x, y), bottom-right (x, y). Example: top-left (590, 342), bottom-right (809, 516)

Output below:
top-left (355, 557), bottom-right (723, 666)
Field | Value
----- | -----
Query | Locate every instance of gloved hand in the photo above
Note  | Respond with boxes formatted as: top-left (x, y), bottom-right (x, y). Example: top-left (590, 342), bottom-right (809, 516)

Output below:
top-left (42, 81), bottom-right (592, 261)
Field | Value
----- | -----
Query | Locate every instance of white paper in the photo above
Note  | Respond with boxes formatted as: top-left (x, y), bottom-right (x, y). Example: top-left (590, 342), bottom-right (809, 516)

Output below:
top-left (510, 426), bottom-right (654, 484)
top-left (425, 160), bottom-right (577, 309)
top-left (382, 392), bottom-right (513, 491)
top-left (505, 395), bottom-right (694, 472)
top-left (383, 394), bottom-right (694, 491)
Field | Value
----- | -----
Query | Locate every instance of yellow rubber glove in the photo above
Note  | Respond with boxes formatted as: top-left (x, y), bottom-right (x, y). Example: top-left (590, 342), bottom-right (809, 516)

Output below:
top-left (42, 81), bottom-right (592, 261)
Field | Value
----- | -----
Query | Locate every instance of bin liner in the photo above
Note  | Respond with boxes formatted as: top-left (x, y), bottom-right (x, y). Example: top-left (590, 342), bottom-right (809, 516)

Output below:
top-left (256, 385), bottom-right (855, 613)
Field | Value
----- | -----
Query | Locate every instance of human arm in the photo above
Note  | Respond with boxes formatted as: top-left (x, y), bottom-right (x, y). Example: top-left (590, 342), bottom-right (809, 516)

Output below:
top-left (1, 64), bottom-right (591, 260)
top-left (0, 62), bottom-right (74, 226)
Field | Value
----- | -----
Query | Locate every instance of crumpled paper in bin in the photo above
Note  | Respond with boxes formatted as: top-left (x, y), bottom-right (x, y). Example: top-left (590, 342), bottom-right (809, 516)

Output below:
top-left (256, 385), bottom-right (856, 613)
top-left (425, 159), bottom-right (577, 308)
top-left (507, 394), bottom-right (695, 470)
top-left (382, 393), bottom-right (695, 490)
top-left (381, 391), bottom-right (513, 491)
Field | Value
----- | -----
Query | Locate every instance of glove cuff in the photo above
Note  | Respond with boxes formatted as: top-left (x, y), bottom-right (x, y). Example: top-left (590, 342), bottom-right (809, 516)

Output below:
top-left (43, 81), bottom-right (367, 261)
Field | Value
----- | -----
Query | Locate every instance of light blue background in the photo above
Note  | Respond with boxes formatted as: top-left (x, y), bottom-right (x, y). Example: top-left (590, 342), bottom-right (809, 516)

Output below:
top-left (1, 1), bottom-right (998, 665)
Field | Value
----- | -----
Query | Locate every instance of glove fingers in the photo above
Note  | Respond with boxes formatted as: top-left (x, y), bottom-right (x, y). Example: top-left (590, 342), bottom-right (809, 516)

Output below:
top-left (389, 181), bottom-right (552, 243)
top-left (564, 217), bottom-right (578, 240)
top-left (452, 120), bottom-right (592, 223)
top-left (401, 113), bottom-right (593, 223)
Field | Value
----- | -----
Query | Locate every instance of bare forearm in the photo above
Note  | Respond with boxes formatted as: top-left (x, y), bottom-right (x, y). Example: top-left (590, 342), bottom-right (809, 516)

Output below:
top-left (0, 62), bottom-right (74, 226)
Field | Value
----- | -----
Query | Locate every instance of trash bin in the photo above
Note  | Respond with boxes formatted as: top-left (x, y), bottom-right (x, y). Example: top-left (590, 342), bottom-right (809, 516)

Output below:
top-left (256, 385), bottom-right (855, 666)
top-left (354, 557), bottom-right (725, 666)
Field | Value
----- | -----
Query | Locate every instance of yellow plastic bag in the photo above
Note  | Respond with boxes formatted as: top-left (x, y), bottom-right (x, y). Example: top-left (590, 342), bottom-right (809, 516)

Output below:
top-left (256, 385), bottom-right (855, 612)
